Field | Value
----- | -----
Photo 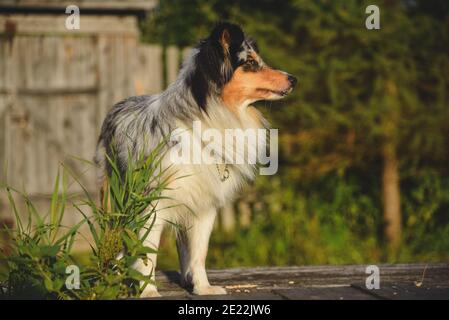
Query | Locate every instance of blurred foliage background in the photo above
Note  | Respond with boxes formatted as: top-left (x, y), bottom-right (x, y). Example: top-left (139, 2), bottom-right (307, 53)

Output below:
top-left (141, 0), bottom-right (449, 269)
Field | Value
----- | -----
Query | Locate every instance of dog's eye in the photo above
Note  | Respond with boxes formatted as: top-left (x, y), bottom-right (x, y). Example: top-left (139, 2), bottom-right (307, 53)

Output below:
top-left (245, 60), bottom-right (258, 68)
top-left (243, 59), bottom-right (259, 72)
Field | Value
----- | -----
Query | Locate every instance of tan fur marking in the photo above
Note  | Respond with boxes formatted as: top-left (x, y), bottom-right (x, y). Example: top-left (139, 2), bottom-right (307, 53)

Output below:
top-left (222, 66), bottom-right (291, 112)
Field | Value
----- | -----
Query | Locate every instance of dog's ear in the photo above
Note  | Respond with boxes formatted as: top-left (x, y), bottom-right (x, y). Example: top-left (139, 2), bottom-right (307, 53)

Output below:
top-left (210, 22), bottom-right (245, 53)
top-left (187, 22), bottom-right (244, 113)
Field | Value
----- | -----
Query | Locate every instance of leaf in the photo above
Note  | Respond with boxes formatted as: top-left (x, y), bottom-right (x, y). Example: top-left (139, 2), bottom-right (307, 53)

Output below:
top-left (40, 245), bottom-right (61, 257)
top-left (44, 277), bottom-right (54, 292)
top-left (138, 246), bottom-right (158, 255)
top-left (128, 269), bottom-right (151, 284)
top-left (49, 170), bottom-right (60, 233)
top-left (73, 204), bottom-right (99, 246)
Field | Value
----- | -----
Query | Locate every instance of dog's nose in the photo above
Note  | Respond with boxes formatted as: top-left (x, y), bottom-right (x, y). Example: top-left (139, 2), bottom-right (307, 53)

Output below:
top-left (288, 74), bottom-right (298, 87)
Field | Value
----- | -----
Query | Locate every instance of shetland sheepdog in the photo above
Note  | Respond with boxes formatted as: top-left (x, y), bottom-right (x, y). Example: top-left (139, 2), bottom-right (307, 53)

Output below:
top-left (95, 22), bottom-right (297, 297)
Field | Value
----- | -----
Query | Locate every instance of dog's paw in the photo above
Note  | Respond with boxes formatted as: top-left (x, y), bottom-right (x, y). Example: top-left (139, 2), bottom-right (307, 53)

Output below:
top-left (140, 287), bottom-right (162, 298)
top-left (193, 285), bottom-right (227, 296)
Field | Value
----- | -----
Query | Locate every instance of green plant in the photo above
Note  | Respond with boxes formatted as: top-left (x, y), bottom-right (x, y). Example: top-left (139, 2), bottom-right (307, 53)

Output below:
top-left (0, 144), bottom-right (172, 299)
top-left (0, 170), bottom-right (82, 299)
top-left (71, 145), bottom-right (172, 299)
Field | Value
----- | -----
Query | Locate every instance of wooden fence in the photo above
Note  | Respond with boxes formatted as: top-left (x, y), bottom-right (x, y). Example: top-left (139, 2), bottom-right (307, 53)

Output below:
top-left (0, 14), bottom-right (248, 245)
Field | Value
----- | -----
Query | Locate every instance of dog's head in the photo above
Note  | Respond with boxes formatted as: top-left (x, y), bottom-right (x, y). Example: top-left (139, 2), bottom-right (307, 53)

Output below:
top-left (186, 22), bottom-right (297, 112)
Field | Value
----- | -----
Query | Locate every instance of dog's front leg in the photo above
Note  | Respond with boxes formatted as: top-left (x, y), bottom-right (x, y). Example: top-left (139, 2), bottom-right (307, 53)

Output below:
top-left (177, 208), bottom-right (227, 295)
top-left (133, 216), bottom-right (165, 298)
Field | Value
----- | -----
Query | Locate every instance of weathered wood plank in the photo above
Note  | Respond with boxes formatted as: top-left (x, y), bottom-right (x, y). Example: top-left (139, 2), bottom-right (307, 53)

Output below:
top-left (273, 286), bottom-right (378, 300)
top-left (0, 0), bottom-right (157, 11)
top-left (96, 34), bottom-right (140, 133)
top-left (352, 283), bottom-right (449, 300)
top-left (10, 35), bottom-right (98, 92)
top-left (0, 15), bottom-right (139, 35)
top-left (5, 94), bottom-right (98, 194)
top-left (166, 46), bottom-right (179, 85)
top-left (134, 44), bottom-right (163, 95)
top-left (188, 291), bottom-right (285, 300)
top-left (155, 264), bottom-right (449, 299)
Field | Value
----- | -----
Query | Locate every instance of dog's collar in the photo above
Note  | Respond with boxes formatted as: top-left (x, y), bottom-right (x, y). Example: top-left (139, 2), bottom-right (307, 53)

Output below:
top-left (216, 163), bottom-right (230, 182)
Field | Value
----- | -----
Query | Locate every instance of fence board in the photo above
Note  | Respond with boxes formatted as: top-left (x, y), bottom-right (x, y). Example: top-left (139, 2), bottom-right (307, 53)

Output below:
top-left (5, 94), bottom-right (98, 194)
top-left (134, 44), bottom-right (163, 95)
top-left (0, 15), bottom-right (139, 35)
top-left (0, 13), bottom-right (251, 239)
top-left (166, 46), bottom-right (179, 85)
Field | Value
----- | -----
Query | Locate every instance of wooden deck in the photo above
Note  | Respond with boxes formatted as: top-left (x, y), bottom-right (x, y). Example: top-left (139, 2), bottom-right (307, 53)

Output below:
top-left (152, 263), bottom-right (449, 300)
